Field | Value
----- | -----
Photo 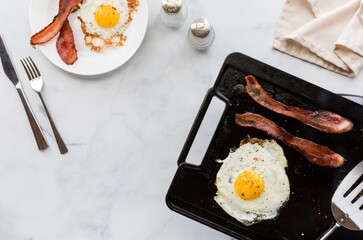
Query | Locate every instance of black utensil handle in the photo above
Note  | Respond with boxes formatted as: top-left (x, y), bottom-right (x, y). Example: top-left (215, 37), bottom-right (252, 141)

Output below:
top-left (177, 89), bottom-right (230, 166)
top-left (38, 93), bottom-right (68, 154)
top-left (17, 87), bottom-right (48, 150)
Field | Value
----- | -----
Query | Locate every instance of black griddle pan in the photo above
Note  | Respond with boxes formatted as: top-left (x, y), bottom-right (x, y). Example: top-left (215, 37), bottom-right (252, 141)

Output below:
top-left (166, 53), bottom-right (363, 240)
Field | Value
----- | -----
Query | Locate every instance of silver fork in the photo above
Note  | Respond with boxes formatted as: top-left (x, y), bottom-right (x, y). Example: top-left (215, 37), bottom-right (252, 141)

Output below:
top-left (318, 161), bottom-right (363, 239)
top-left (20, 57), bottom-right (68, 154)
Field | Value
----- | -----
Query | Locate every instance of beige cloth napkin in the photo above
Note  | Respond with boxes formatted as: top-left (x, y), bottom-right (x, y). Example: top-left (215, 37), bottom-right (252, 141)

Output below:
top-left (274, 0), bottom-right (363, 77)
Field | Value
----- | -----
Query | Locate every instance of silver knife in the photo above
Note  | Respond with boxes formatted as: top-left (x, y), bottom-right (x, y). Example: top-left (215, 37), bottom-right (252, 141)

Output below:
top-left (0, 35), bottom-right (48, 150)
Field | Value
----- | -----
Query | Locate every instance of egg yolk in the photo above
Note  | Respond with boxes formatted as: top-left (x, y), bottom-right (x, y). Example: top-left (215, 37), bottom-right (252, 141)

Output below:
top-left (234, 170), bottom-right (264, 200)
top-left (95, 4), bottom-right (120, 28)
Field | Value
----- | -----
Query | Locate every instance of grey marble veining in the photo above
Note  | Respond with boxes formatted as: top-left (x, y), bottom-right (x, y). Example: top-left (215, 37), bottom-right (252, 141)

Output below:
top-left (0, 0), bottom-right (362, 240)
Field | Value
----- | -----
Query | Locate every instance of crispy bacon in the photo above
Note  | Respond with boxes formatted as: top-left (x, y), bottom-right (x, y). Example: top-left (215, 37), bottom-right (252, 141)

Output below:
top-left (56, 0), bottom-right (77, 65)
top-left (30, 0), bottom-right (83, 46)
top-left (245, 75), bottom-right (353, 134)
top-left (56, 20), bottom-right (78, 64)
top-left (235, 112), bottom-right (345, 168)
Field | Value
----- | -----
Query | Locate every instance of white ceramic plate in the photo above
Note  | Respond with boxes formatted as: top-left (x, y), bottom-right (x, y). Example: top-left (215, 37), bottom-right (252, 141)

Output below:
top-left (29, 0), bottom-right (148, 75)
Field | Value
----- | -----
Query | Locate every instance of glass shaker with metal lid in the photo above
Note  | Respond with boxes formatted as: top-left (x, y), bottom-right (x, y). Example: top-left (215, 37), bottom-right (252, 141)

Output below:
top-left (160, 0), bottom-right (187, 27)
top-left (188, 19), bottom-right (215, 50)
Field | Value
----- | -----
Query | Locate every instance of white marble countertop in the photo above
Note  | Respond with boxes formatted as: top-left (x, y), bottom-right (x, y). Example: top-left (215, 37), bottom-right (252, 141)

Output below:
top-left (0, 1), bottom-right (362, 240)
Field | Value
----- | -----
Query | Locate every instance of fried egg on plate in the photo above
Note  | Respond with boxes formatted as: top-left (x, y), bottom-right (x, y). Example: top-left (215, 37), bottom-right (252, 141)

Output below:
top-left (78, 0), bottom-right (133, 51)
top-left (214, 138), bottom-right (290, 226)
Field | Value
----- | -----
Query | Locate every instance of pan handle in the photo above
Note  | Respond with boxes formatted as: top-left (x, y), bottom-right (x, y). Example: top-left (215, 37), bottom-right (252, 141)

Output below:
top-left (177, 88), bottom-right (230, 166)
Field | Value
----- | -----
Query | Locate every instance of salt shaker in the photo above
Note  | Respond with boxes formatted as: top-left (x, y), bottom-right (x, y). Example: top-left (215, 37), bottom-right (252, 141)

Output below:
top-left (160, 0), bottom-right (187, 27)
top-left (188, 19), bottom-right (215, 50)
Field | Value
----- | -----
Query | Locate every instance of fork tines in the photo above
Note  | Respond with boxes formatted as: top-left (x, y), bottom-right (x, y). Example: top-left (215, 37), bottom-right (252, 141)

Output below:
top-left (20, 57), bottom-right (41, 81)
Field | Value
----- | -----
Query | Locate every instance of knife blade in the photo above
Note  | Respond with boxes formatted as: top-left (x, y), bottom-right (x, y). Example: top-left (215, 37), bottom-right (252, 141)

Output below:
top-left (0, 34), bottom-right (48, 150)
top-left (0, 35), bottom-right (19, 86)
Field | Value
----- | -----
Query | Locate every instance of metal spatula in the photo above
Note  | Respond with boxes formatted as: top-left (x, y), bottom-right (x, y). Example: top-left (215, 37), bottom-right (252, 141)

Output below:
top-left (318, 161), bottom-right (363, 240)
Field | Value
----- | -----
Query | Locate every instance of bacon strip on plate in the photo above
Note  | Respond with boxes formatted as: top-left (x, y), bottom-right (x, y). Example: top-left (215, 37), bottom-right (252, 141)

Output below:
top-left (56, 0), bottom-right (78, 65)
top-left (30, 0), bottom-right (83, 46)
top-left (245, 75), bottom-right (353, 134)
top-left (235, 112), bottom-right (345, 168)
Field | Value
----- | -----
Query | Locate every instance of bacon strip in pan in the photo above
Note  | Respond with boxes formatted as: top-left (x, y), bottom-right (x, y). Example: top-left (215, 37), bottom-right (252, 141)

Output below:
top-left (30, 0), bottom-right (83, 46)
top-left (245, 75), bottom-right (353, 134)
top-left (235, 112), bottom-right (345, 168)
top-left (56, 0), bottom-right (78, 65)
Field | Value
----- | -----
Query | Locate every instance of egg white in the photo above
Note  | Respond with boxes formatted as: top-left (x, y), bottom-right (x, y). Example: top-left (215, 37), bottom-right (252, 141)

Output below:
top-left (214, 139), bottom-right (290, 226)
top-left (79, 0), bottom-right (130, 39)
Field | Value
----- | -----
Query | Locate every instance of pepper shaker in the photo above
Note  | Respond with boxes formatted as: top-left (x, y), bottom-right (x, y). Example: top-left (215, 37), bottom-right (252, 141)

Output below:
top-left (160, 0), bottom-right (187, 27)
top-left (188, 19), bottom-right (215, 50)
